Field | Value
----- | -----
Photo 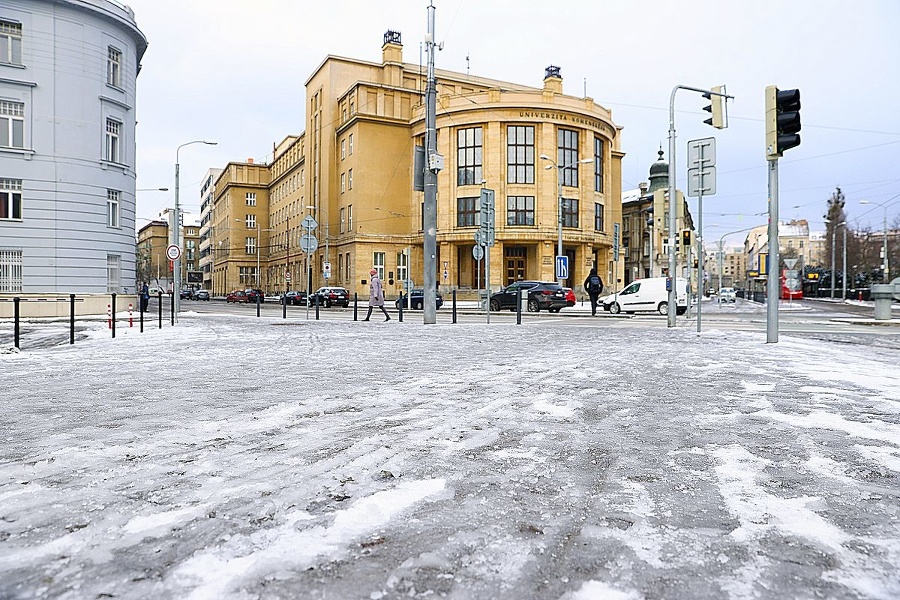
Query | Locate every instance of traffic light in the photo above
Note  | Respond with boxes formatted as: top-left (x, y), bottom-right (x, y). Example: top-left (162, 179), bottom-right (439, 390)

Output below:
top-left (702, 85), bottom-right (725, 129)
top-left (682, 230), bottom-right (692, 247)
top-left (765, 85), bottom-right (801, 159)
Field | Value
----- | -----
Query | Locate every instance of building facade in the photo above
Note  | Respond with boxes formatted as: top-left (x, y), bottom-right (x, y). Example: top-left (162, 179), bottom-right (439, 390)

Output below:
top-left (0, 0), bottom-right (146, 296)
top-left (211, 32), bottom-right (625, 298)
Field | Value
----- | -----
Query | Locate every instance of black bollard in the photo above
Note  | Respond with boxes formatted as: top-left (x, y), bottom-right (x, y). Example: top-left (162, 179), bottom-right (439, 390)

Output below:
top-left (69, 294), bottom-right (76, 344)
top-left (158, 291), bottom-right (163, 329)
top-left (13, 296), bottom-right (20, 349)
top-left (452, 290), bottom-right (457, 324)
top-left (353, 293), bottom-right (358, 321)
top-left (256, 294), bottom-right (261, 317)
top-left (398, 293), bottom-right (404, 322)
top-left (111, 293), bottom-right (116, 338)
top-left (315, 294), bottom-right (320, 320)
top-left (516, 289), bottom-right (523, 325)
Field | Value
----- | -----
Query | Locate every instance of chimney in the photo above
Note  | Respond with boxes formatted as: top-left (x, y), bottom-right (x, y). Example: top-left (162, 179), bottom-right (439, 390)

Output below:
top-left (247, 158), bottom-right (254, 164)
top-left (543, 65), bottom-right (562, 94)
top-left (382, 30), bottom-right (402, 64)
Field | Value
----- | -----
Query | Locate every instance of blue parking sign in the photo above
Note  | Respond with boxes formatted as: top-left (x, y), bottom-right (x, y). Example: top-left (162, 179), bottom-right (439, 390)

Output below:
top-left (555, 255), bottom-right (569, 279)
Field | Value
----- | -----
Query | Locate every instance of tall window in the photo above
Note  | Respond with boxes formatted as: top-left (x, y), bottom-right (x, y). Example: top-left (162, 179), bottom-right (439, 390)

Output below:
top-left (107, 47), bottom-right (122, 88)
top-left (0, 248), bottom-right (22, 292)
top-left (594, 137), bottom-right (604, 193)
top-left (507, 126), bottom-right (534, 184)
top-left (245, 214), bottom-right (256, 228)
top-left (246, 237), bottom-right (256, 255)
top-left (341, 139), bottom-right (346, 159)
top-left (340, 207), bottom-right (346, 233)
top-left (0, 101), bottom-right (24, 149)
top-left (106, 254), bottom-right (121, 293)
top-left (557, 129), bottom-right (579, 187)
top-left (348, 168), bottom-right (353, 190)
top-left (245, 192), bottom-right (256, 206)
top-left (348, 204), bottom-right (353, 231)
top-left (349, 133), bottom-right (354, 154)
top-left (373, 252), bottom-right (385, 279)
top-left (562, 198), bottom-right (579, 228)
top-left (594, 202), bottom-right (604, 232)
top-left (507, 195), bottom-right (535, 226)
top-left (397, 250), bottom-right (409, 285)
top-left (106, 189), bottom-right (120, 227)
top-left (0, 21), bottom-right (22, 66)
top-left (341, 173), bottom-right (346, 193)
top-left (457, 196), bottom-right (479, 227)
top-left (0, 178), bottom-right (22, 220)
top-left (105, 118), bottom-right (120, 162)
top-left (457, 127), bottom-right (483, 186)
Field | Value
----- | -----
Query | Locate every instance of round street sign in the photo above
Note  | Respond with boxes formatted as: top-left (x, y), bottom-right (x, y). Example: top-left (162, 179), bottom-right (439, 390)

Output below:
top-left (165, 244), bottom-right (182, 261)
top-left (472, 245), bottom-right (484, 260)
top-left (285, 271), bottom-right (291, 282)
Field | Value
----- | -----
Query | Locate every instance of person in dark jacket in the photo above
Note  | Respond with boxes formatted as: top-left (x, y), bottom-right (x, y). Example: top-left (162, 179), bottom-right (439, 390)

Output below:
top-left (140, 282), bottom-right (150, 313)
top-left (583, 268), bottom-right (604, 316)
top-left (363, 269), bottom-right (391, 322)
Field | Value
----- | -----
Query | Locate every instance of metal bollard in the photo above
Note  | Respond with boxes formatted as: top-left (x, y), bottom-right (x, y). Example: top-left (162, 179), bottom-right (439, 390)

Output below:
top-left (158, 292), bottom-right (163, 329)
top-left (315, 294), bottom-right (320, 320)
top-left (452, 289), bottom-right (457, 324)
top-left (353, 293), bottom-right (358, 321)
top-left (69, 294), bottom-right (75, 344)
top-left (13, 296), bottom-right (20, 349)
top-left (398, 293), bottom-right (404, 322)
top-left (111, 293), bottom-right (117, 338)
top-left (516, 289), bottom-right (523, 325)
top-left (128, 303), bottom-right (133, 327)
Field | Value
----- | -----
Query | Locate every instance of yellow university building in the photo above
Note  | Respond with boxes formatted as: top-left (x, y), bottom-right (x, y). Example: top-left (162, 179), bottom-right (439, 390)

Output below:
top-left (209, 31), bottom-right (624, 298)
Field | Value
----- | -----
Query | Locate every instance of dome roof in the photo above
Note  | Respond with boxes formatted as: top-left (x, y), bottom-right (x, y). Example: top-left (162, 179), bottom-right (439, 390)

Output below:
top-left (647, 147), bottom-right (668, 193)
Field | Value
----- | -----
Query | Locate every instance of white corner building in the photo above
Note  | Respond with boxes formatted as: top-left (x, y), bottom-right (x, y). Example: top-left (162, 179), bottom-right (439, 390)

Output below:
top-left (0, 0), bottom-right (146, 295)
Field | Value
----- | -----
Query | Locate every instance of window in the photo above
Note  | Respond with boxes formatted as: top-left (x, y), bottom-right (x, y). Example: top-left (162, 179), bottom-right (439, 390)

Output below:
top-left (107, 46), bottom-right (122, 88)
top-left (0, 178), bottom-right (22, 220)
top-left (341, 172), bottom-right (346, 193)
top-left (105, 118), bottom-right (120, 162)
top-left (557, 129), bottom-right (579, 187)
top-left (341, 139), bottom-right (346, 159)
top-left (594, 202), bottom-right (604, 232)
top-left (246, 192), bottom-right (256, 206)
top-left (457, 127), bottom-right (483, 186)
top-left (106, 190), bottom-right (120, 227)
top-left (457, 196), bottom-right (479, 227)
top-left (106, 254), bottom-right (121, 293)
top-left (338, 254), bottom-right (344, 281)
top-left (0, 20), bottom-right (22, 66)
top-left (397, 250), bottom-right (409, 285)
top-left (246, 237), bottom-right (256, 255)
top-left (562, 198), bottom-right (579, 228)
top-left (0, 249), bottom-right (22, 292)
top-left (373, 252), bottom-right (385, 279)
top-left (507, 195), bottom-right (535, 226)
top-left (594, 137), bottom-right (604, 193)
top-left (245, 214), bottom-right (256, 228)
top-left (349, 133), bottom-right (354, 154)
top-left (507, 126), bottom-right (534, 184)
top-left (348, 168), bottom-right (353, 190)
top-left (0, 101), bottom-right (24, 149)
top-left (348, 204), bottom-right (353, 231)
top-left (340, 207), bottom-right (346, 233)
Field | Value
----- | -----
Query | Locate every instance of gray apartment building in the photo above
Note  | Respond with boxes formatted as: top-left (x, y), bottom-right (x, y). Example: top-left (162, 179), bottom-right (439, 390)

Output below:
top-left (0, 0), bottom-right (146, 295)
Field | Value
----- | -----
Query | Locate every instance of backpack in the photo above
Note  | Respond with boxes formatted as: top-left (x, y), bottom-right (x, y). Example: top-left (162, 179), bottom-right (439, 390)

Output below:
top-left (588, 275), bottom-right (602, 293)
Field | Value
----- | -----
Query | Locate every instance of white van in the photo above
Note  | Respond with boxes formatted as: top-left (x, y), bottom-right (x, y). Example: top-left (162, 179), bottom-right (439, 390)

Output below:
top-left (601, 277), bottom-right (688, 315)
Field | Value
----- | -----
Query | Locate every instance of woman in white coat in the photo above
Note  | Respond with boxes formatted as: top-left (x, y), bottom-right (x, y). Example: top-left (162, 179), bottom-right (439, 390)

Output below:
top-left (363, 268), bottom-right (391, 321)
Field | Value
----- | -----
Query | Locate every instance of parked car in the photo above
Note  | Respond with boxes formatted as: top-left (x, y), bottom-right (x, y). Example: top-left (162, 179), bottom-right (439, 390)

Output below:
top-left (563, 287), bottom-right (576, 307)
top-left (396, 289), bottom-right (443, 310)
top-left (192, 289), bottom-right (210, 301)
top-left (245, 289), bottom-right (265, 303)
top-left (283, 290), bottom-right (308, 306)
top-left (309, 286), bottom-right (350, 308)
top-left (489, 281), bottom-right (568, 313)
top-left (179, 289), bottom-right (192, 300)
top-left (719, 287), bottom-right (737, 303)
top-left (601, 277), bottom-right (688, 315)
top-left (226, 290), bottom-right (248, 303)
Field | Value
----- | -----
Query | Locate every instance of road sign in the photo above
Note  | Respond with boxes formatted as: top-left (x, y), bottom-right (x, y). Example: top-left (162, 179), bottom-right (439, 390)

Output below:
top-left (472, 245), bottom-right (484, 260)
top-left (555, 255), bottom-right (569, 280)
top-left (301, 215), bottom-right (318, 231)
top-left (613, 223), bottom-right (621, 262)
top-left (300, 234), bottom-right (318, 253)
top-left (165, 244), bottom-right (182, 261)
top-left (323, 262), bottom-right (331, 279)
top-left (285, 271), bottom-right (291, 282)
top-left (687, 166), bottom-right (717, 196)
top-left (442, 270), bottom-right (448, 281)
top-left (687, 137), bottom-right (716, 168)
top-left (784, 258), bottom-right (798, 269)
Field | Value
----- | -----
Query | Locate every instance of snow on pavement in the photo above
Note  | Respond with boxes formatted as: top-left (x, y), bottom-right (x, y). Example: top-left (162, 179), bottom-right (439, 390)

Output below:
top-left (1, 312), bottom-right (898, 599)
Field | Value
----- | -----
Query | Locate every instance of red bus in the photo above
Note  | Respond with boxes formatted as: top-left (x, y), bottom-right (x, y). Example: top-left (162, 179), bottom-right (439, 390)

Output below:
top-left (781, 269), bottom-right (803, 300)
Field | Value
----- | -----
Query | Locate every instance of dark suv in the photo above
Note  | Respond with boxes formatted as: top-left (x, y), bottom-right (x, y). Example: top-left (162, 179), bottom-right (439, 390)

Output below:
top-left (309, 286), bottom-right (350, 308)
top-left (489, 281), bottom-right (568, 313)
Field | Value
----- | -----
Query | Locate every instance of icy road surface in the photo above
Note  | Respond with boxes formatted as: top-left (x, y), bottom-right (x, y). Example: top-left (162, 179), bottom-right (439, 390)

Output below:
top-left (1, 313), bottom-right (899, 599)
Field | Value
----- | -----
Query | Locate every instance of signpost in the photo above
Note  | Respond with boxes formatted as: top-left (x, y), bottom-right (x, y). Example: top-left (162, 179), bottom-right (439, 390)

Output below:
top-left (479, 188), bottom-right (495, 323)
top-left (687, 137), bottom-right (717, 333)
top-left (301, 214), bottom-right (318, 319)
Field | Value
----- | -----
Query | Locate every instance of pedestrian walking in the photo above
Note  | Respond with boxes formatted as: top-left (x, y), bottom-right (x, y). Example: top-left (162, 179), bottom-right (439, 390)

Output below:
top-left (363, 269), bottom-right (391, 321)
top-left (140, 282), bottom-right (150, 313)
top-left (584, 268), bottom-right (604, 316)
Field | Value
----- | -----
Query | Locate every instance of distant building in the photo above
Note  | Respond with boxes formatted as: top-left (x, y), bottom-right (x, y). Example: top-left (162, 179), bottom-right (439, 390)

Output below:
top-left (0, 0), bottom-right (146, 297)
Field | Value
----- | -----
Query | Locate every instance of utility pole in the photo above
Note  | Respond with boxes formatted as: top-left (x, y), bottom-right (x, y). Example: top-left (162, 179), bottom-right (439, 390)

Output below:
top-left (422, 1), bottom-right (441, 324)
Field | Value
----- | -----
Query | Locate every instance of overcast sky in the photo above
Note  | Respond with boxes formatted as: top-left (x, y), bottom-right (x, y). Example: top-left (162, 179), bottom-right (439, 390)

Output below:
top-left (126, 0), bottom-right (900, 246)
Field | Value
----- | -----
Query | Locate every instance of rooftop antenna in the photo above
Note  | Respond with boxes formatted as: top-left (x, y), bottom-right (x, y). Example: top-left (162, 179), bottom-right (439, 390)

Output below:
top-left (466, 53), bottom-right (470, 76)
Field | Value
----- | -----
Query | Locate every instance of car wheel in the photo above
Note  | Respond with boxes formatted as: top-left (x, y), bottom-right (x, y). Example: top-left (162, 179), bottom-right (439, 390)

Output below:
top-left (658, 302), bottom-right (668, 315)
top-left (610, 302), bottom-right (621, 314)
top-left (527, 298), bottom-right (539, 312)
top-left (489, 299), bottom-right (501, 311)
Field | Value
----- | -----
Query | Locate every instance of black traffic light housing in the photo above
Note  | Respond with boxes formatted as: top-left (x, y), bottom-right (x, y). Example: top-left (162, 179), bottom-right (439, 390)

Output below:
top-left (702, 85), bottom-right (725, 129)
top-left (682, 230), bottom-right (692, 247)
top-left (765, 86), bottom-right (801, 159)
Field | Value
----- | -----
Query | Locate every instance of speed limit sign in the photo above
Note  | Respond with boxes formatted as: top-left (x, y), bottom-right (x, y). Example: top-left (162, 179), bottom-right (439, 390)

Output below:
top-left (285, 270), bottom-right (292, 282)
top-left (166, 244), bottom-right (182, 261)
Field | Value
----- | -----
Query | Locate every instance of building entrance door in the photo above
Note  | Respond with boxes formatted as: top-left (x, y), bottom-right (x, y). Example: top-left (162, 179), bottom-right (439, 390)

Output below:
top-left (505, 246), bottom-right (526, 284)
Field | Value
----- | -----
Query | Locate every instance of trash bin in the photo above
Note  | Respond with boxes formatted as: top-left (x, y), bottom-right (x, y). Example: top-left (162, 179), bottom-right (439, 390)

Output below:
top-left (871, 284), bottom-right (894, 320)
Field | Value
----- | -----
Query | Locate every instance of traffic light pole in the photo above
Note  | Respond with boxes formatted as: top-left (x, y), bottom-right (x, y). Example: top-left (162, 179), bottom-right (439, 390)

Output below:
top-left (766, 159), bottom-right (779, 343)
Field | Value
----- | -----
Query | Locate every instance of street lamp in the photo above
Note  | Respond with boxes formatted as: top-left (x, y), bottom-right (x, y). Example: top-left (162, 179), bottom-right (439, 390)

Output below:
top-left (174, 140), bottom-right (216, 320)
top-left (540, 154), bottom-right (592, 284)
top-left (826, 219), bottom-right (846, 300)
top-left (860, 198), bottom-right (895, 281)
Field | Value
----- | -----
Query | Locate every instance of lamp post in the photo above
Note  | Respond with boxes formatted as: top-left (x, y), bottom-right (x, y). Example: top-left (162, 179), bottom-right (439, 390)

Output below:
top-left (540, 154), bottom-right (592, 285)
top-left (860, 198), bottom-right (895, 281)
top-left (174, 140), bottom-right (216, 321)
top-left (827, 219), bottom-right (846, 299)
